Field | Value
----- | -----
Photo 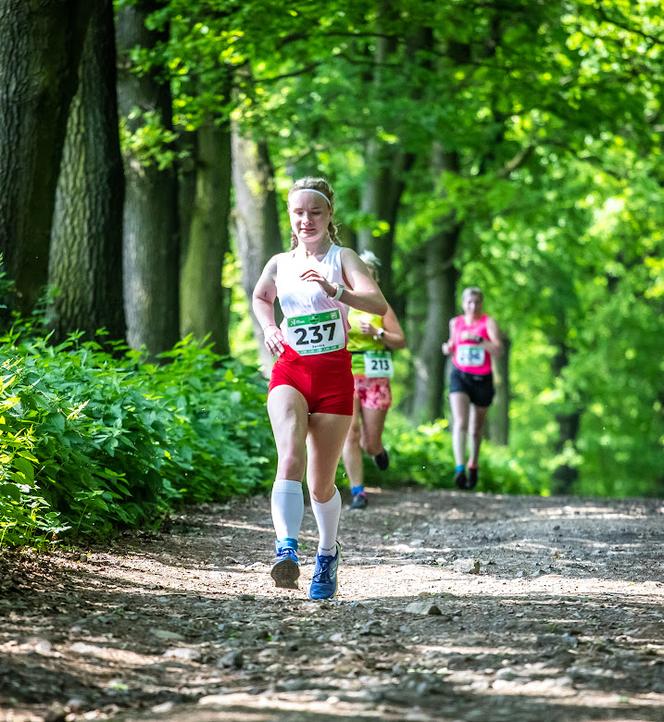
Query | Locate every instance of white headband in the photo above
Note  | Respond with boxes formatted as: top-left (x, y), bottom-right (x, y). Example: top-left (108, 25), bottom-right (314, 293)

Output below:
top-left (291, 188), bottom-right (332, 207)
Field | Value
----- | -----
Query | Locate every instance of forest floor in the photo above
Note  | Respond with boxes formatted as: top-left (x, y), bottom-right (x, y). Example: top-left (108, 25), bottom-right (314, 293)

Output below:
top-left (1, 486), bottom-right (663, 722)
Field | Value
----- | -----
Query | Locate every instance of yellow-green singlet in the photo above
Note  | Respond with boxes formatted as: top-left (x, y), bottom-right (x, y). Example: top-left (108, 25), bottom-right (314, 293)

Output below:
top-left (346, 308), bottom-right (385, 375)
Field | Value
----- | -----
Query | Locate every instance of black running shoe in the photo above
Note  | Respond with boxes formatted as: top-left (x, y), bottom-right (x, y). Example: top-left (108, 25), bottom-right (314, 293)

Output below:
top-left (454, 469), bottom-right (468, 489)
top-left (373, 449), bottom-right (389, 471)
top-left (467, 467), bottom-right (478, 489)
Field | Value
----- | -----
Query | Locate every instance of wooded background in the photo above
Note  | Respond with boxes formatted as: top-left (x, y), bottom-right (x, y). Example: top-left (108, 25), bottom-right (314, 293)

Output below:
top-left (1, 0), bottom-right (662, 498)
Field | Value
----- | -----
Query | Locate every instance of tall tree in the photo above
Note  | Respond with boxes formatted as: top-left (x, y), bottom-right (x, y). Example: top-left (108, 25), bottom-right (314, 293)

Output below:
top-left (48, 0), bottom-right (125, 342)
top-left (232, 129), bottom-right (284, 369)
top-left (409, 146), bottom-right (461, 422)
top-left (0, 0), bottom-right (92, 315)
top-left (180, 120), bottom-right (232, 354)
top-left (116, 0), bottom-right (179, 356)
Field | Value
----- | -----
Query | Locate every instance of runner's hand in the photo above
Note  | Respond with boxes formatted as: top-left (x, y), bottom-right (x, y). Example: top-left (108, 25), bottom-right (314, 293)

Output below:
top-left (299, 268), bottom-right (335, 296)
top-left (264, 325), bottom-right (285, 357)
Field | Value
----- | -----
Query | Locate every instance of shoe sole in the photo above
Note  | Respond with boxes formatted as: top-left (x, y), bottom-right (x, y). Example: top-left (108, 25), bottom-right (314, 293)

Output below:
top-left (455, 474), bottom-right (467, 489)
top-left (271, 558), bottom-right (300, 589)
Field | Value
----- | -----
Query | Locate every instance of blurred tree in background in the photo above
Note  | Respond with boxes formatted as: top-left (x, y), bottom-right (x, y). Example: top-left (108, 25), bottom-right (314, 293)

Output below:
top-left (0, 0), bottom-right (661, 501)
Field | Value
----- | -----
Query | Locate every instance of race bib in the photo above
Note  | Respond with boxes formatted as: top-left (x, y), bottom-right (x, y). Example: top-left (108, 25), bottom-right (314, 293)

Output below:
top-left (286, 309), bottom-right (345, 355)
top-left (456, 345), bottom-right (485, 367)
top-left (363, 350), bottom-right (394, 378)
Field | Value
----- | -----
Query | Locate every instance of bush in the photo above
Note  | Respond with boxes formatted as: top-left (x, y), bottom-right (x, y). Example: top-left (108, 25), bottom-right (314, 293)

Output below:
top-left (0, 327), bottom-right (274, 546)
top-left (340, 411), bottom-right (535, 494)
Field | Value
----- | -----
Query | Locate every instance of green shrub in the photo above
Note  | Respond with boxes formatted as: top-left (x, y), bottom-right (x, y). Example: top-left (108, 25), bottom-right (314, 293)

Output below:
top-left (0, 327), bottom-right (274, 546)
top-left (339, 411), bottom-right (535, 494)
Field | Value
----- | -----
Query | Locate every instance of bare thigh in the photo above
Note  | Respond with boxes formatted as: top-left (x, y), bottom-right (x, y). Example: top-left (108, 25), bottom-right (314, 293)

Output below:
top-left (267, 385), bottom-right (309, 480)
top-left (306, 412), bottom-right (352, 502)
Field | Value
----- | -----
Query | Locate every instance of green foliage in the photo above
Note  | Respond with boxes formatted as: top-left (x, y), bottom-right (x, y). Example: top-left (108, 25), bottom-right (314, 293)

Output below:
top-left (0, 328), bottom-right (273, 547)
top-left (338, 412), bottom-right (534, 495)
top-left (119, 110), bottom-right (183, 170)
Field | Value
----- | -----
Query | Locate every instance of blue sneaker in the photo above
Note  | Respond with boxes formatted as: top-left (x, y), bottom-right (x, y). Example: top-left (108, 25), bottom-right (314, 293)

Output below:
top-left (271, 539), bottom-right (300, 589)
top-left (308, 543), bottom-right (341, 600)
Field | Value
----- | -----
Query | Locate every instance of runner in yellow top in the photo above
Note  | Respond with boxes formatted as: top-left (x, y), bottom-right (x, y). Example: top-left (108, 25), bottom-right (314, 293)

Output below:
top-left (342, 251), bottom-right (406, 509)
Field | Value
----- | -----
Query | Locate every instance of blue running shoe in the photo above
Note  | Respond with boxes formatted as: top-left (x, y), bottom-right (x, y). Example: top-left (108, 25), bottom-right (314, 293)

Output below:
top-left (271, 539), bottom-right (300, 589)
top-left (350, 492), bottom-right (368, 510)
top-left (309, 543), bottom-right (341, 600)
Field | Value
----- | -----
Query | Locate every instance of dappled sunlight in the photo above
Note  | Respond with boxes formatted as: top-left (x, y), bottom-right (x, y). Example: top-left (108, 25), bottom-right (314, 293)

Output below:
top-left (531, 504), bottom-right (653, 520)
top-left (2, 487), bottom-right (662, 722)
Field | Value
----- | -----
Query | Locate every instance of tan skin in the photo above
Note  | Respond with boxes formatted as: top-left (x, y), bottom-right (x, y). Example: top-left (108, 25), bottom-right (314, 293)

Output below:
top-left (342, 267), bottom-right (406, 490)
top-left (252, 189), bottom-right (387, 505)
top-left (442, 292), bottom-right (502, 468)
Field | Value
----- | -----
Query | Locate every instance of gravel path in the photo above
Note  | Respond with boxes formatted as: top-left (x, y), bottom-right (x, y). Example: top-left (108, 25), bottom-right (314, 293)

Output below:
top-left (1, 487), bottom-right (663, 722)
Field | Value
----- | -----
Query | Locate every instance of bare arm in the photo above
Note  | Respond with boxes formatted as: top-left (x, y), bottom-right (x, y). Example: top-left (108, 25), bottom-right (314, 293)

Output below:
top-left (251, 255), bottom-right (285, 356)
top-left (298, 248), bottom-right (388, 315)
top-left (360, 304), bottom-right (406, 350)
top-left (339, 249), bottom-right (388, 315)
top-left (441, 319), bottom-right (455, 355)
top-left (482, 316), bottom-right (503, 357)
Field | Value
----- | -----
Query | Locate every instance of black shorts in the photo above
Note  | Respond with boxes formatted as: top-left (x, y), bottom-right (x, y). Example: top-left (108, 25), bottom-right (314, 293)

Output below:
top-left (449, 365), bottom-right (495, 407)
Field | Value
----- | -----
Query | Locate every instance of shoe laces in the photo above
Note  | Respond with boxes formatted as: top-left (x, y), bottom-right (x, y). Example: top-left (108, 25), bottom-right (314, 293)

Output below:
top-left (312, 553), bottom-right (335, 582)
top-left (277, 547), bottom-right (297, 561)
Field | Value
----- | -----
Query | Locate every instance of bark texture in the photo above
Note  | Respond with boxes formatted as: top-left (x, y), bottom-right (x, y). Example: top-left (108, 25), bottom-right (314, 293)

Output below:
top-left (116, 1), bottom-right (179, 357)
top-left (551, 341), bottom-right (581, 494)
top-left (231, 129), bottom-right (283, 370)
top-left (48, 0), bottom-right (125, 342)
top-left (410, 148), bottom-right (460, 423)
top-left (0, 0), bottom-right (91, 314)
top-left (180, 122), bottom-right (232, 355)
top-left (487, 336), bottom-right (510, 445)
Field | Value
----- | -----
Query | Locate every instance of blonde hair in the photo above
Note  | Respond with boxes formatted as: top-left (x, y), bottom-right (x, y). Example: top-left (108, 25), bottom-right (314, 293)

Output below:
top-left (462, 286), bottom-right (484, 302)
top-left (287, 177), bottom-right (340, 249)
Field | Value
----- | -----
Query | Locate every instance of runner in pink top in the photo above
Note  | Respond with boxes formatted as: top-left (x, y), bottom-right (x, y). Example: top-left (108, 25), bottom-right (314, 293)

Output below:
top-left (442, 287), bottom-right (503, 490)
top-left (451, 313), bottom-right (493, 376)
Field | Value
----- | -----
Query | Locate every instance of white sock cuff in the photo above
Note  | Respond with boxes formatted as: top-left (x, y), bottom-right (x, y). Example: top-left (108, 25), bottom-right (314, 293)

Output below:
top-left (311, 486), bottom-right (341, 510)
top-left (273, 479), bottom-right (303, 495)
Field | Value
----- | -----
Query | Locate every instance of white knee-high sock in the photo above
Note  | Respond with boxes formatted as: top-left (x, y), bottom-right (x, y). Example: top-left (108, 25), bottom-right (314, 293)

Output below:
top-left (271, 479), bottom-right (304, 543)
top-left (311, 487), bottom-right (341, 556)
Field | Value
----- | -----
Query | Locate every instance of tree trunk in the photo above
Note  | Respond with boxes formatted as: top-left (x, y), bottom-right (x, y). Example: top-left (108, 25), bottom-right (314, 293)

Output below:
top-left (48, 0), bottom-right (125, 342)
top-left (231, 128), bottom-right (283, 369)
top-left (355, 9), bottom-right (414, 307)
top-left (0, 0), bottom-right (91, 315)
top-left (410, 227), bottom-right (459, 423)
top-left (116, 1), bottom-right (179, 357)
top-left (180, 122), bottom-right (232, 354)
top-left (409, 148), bottom-right (460, 423)
top-left (551, 341), bottom-right (582, 494)
top-left (487, 336), bottom-right (510, 445)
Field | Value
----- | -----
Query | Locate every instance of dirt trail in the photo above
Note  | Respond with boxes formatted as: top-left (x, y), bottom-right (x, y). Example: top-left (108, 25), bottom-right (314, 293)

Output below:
top-left (1, 487), bottom-right (663, 722)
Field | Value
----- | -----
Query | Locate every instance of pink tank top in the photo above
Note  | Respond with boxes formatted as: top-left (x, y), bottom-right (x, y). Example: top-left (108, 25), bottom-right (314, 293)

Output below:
top-left (452, 314), bottom-right (493, 375)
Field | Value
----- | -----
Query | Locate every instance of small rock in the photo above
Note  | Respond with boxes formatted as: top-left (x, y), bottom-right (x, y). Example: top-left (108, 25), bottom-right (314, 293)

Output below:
top-left (405, 601), bottom-right (442, 615)
top-left (151, 702), bottom-right (175, 714)
top-left (217, 650), bottom-right (243, 669)
top-left (163, 646), bottom-right (201, 661)
top-left (150, 629), bottom-right (184, 641)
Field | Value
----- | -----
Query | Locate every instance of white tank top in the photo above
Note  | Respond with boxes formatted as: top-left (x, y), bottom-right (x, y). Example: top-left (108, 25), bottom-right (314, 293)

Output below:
top-left (275, 244), bottom-right (349, 352)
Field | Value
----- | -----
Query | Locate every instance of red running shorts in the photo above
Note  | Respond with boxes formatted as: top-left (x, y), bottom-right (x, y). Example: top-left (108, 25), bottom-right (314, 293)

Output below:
top-left (269, 345), bottom-right (354, 416)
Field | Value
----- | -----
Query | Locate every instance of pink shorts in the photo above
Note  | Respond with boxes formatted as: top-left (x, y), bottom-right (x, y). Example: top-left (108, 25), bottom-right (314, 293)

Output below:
top-left (269, 345), bottom-right (354, 415)
top-left (353, 375), bottom-right (392, 411)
